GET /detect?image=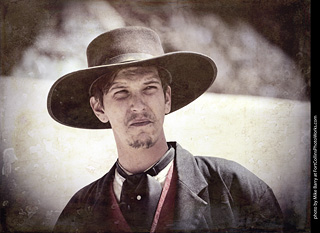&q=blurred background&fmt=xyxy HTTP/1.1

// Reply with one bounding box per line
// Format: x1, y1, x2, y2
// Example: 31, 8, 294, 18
0, 0, 311, 232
